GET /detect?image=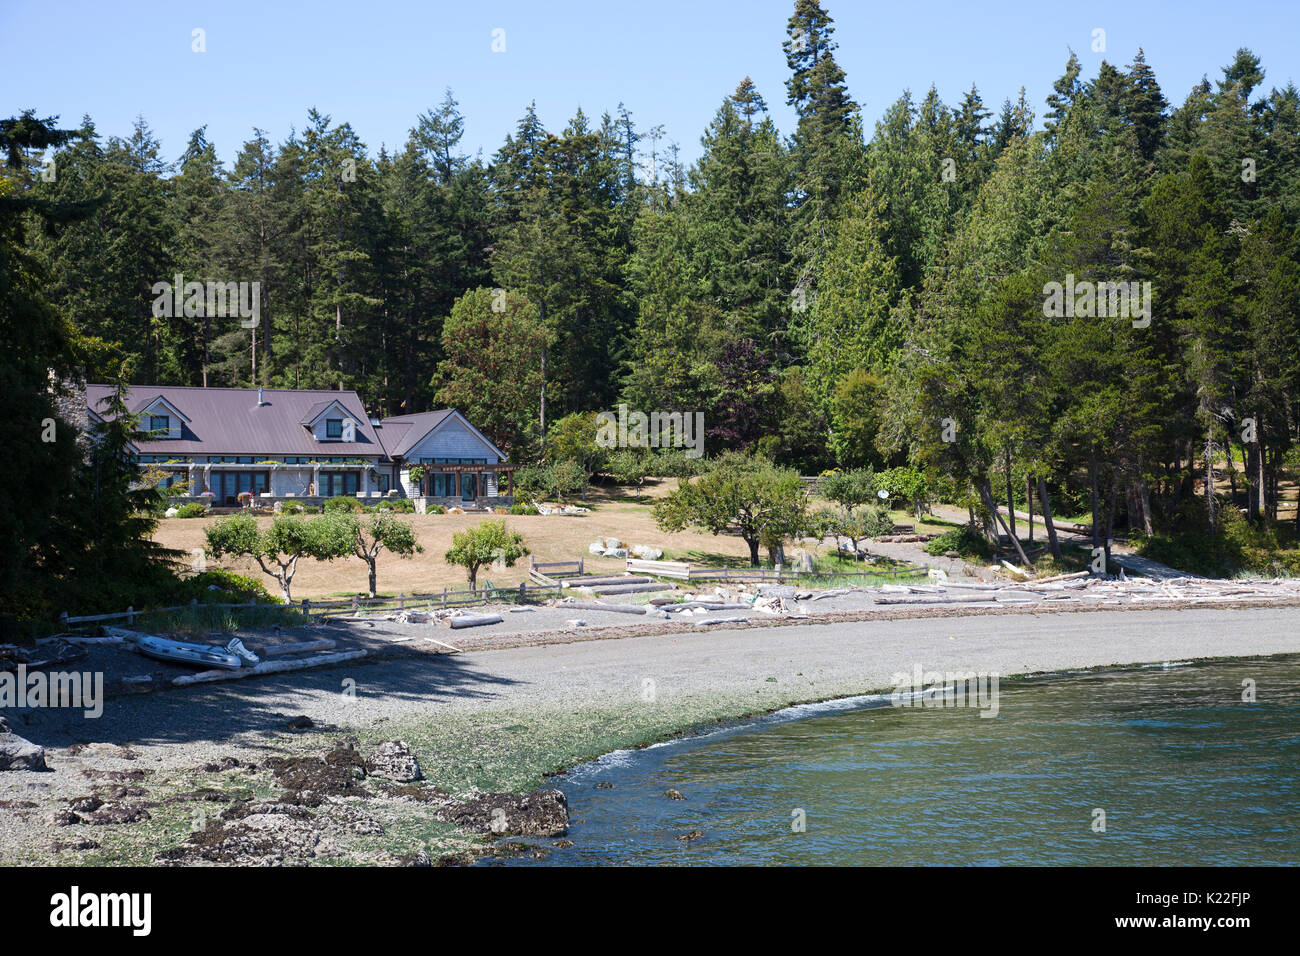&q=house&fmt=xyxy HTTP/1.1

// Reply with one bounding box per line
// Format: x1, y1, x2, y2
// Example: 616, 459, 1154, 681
84, 384, 515, 509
